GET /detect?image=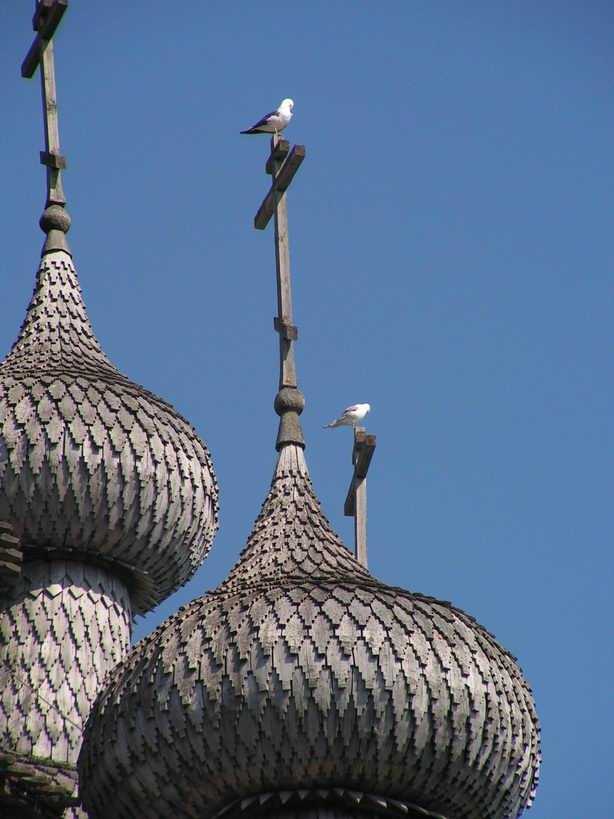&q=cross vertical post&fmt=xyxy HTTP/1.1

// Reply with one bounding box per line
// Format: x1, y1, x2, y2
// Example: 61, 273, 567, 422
38, 37, 66, 206
271, 135, 296, 389
22, 0, 69, 208
255, 135, 306, 386
344, 428, 377, 567
254, 133, 306, 450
